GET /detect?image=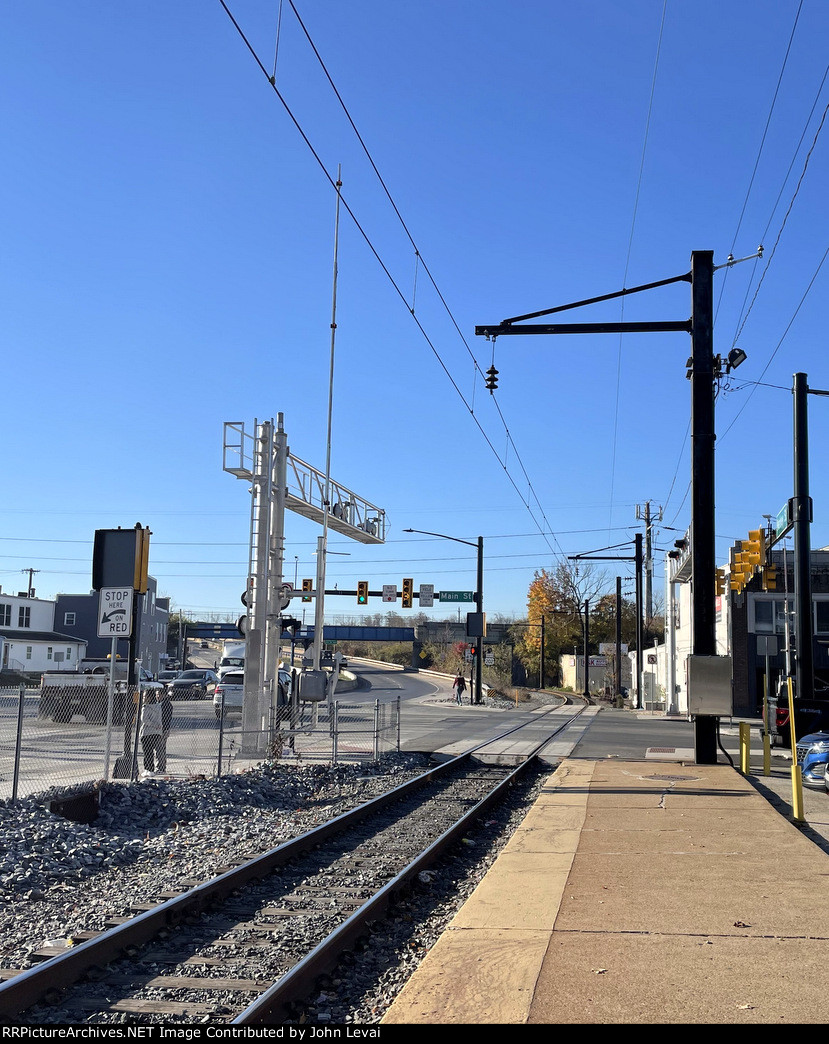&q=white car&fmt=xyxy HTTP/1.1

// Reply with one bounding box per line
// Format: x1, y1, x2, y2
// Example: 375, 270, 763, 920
214, 669, 293, 719
214, 670, 244, 719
